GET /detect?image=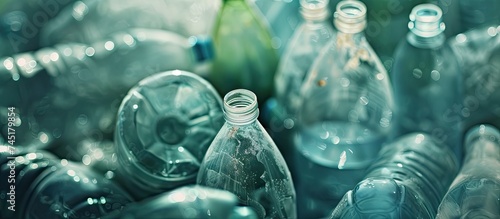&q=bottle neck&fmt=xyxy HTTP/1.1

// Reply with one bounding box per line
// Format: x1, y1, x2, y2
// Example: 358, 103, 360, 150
464, 124, 500, 161
333, 0, 367, 34
300, 0, 329, 23
407, 4, 446, 49
223, 89, 259, 126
